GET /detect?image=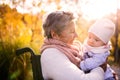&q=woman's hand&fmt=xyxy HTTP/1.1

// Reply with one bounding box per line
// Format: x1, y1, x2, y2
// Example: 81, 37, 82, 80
113, 71, 119, 80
